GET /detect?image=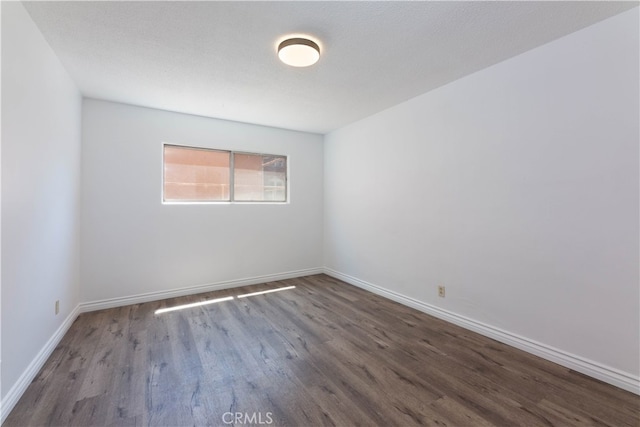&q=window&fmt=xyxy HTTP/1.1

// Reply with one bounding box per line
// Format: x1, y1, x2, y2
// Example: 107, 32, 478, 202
234, 153, 287, 202
163, 144, 287, 203
163, 145, 230, 201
